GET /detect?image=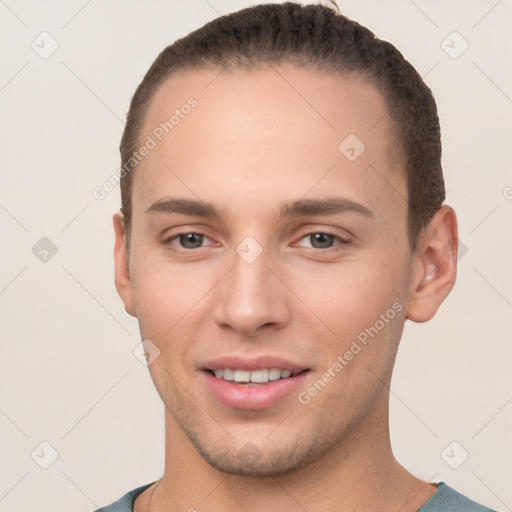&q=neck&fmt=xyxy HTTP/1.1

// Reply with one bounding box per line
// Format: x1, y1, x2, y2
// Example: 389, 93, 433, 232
147, 400, 436, 512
